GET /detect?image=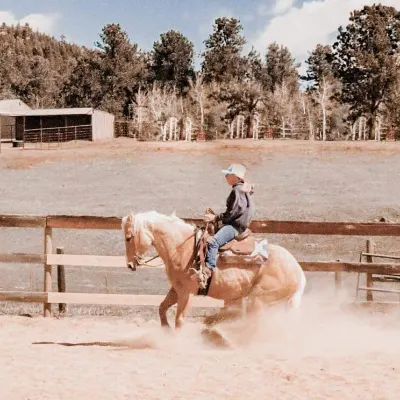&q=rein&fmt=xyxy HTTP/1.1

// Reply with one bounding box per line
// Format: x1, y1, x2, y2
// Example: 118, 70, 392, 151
133, 254, 164, 268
